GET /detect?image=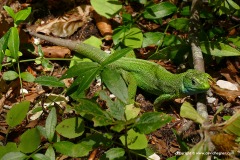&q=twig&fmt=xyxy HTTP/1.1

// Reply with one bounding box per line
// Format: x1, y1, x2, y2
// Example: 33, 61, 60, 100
188, 0, 209, 120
